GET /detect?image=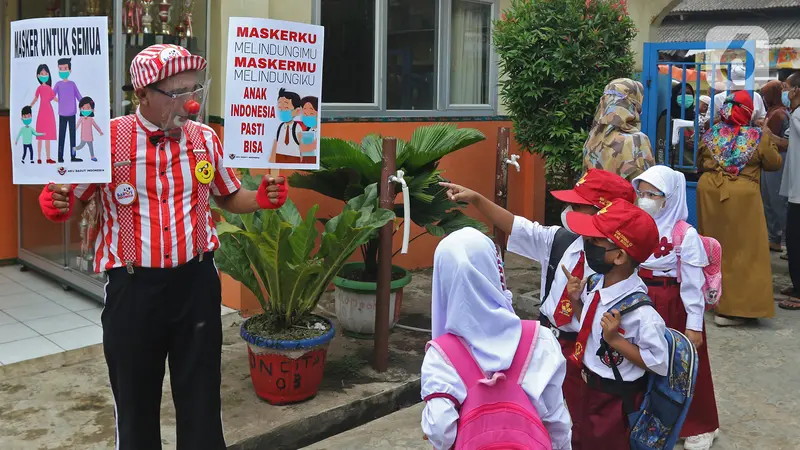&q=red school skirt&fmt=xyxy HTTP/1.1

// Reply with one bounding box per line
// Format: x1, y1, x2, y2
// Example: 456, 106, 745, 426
541, 317, 583, 450
642, 275, 720, 437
